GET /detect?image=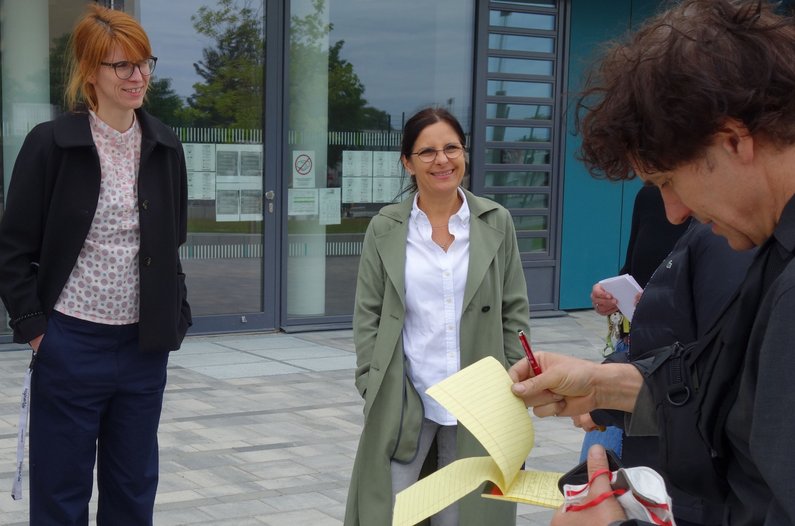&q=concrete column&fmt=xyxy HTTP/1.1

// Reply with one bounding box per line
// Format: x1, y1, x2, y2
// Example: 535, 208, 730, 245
1, 0, 52, 204
287, 0, 329, 317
